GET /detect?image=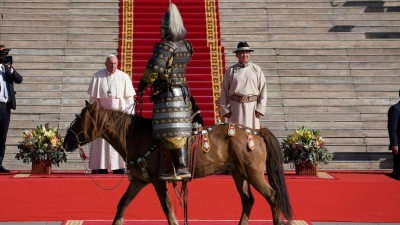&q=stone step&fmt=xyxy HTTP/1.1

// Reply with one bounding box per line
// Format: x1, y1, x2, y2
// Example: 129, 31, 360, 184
274, 48, 400, 55
1, 26, 119, 34
228, 54, 400, 62
223, 61, 400, 70
1, 20, 119, 27
222, 7, 399, 15
223, 26, 400, 33
274, 69, 400, 77
267, 13, 400, 20
223, 48, 400, 58
265, 105, 387, 114
220, 1, 399, 8
1, 33, 118, 41
3, 40, 119, 49
222, 40, 400, 50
